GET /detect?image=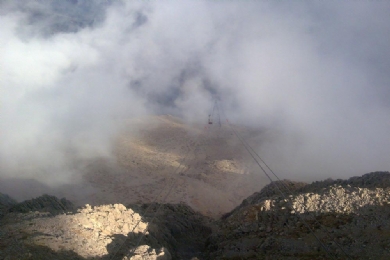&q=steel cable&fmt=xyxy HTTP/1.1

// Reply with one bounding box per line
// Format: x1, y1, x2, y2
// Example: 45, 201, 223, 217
219, 101, 337, 259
